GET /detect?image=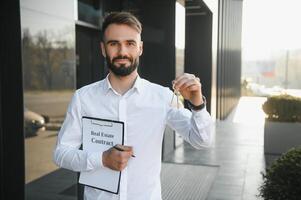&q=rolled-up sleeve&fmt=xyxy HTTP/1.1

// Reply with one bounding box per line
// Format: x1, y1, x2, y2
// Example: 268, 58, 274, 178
53, 91, 103, 172
188, 108, 213, 148
165, 89, 213, 149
